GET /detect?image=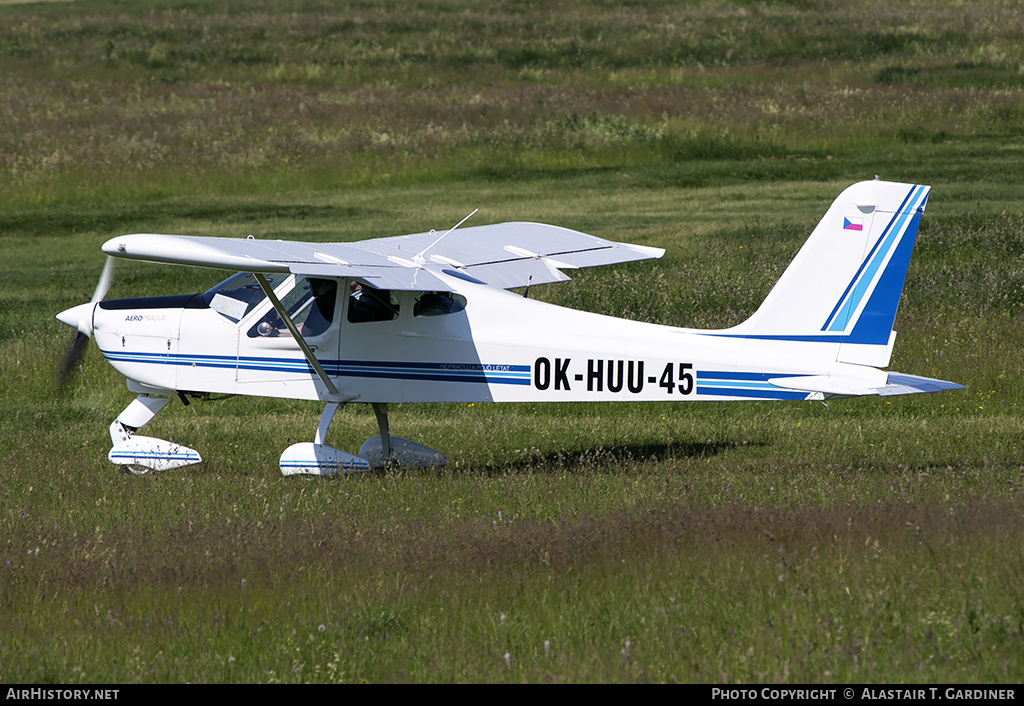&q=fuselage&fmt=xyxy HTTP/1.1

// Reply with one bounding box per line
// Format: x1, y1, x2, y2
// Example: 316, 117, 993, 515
85, 270, 870, 406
